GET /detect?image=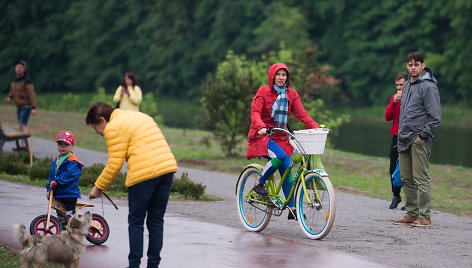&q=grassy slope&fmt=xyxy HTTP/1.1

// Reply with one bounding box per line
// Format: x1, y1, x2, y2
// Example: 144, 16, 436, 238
1, 104, 471, 217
